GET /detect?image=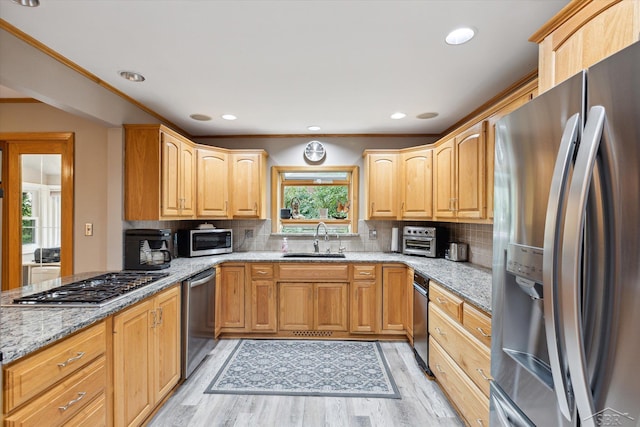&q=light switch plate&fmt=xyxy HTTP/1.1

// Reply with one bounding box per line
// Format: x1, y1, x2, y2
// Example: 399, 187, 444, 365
369, 229, 377, 240
85, 223, 93, 236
